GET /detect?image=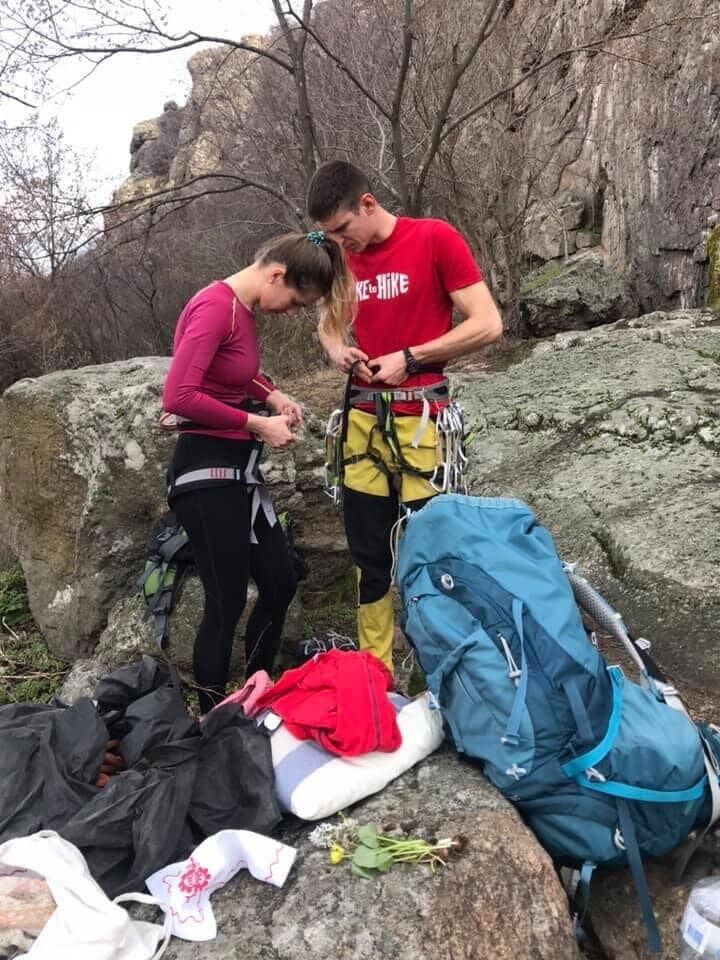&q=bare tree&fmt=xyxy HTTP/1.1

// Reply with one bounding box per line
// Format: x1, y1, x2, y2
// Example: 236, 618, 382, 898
4, 0, 712, 218
0, 119, 98, 278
